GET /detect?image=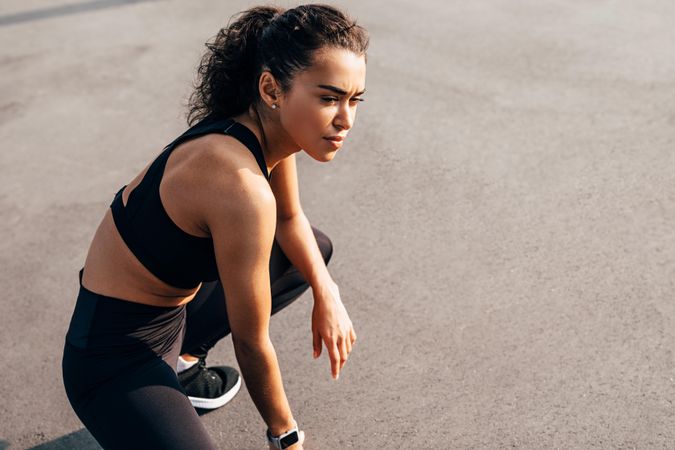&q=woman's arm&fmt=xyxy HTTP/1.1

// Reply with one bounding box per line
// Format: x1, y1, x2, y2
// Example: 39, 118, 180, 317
275, 213, 333, 289
270, 154, 356, 381
270, 154, 332, 289
202, 158, 297, 437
